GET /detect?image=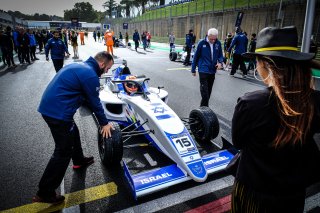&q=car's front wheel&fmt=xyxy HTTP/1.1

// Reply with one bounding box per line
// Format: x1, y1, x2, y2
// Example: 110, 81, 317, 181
98, 122, 123, 167
169, 52, 178, 61
189, 107, 220, 143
